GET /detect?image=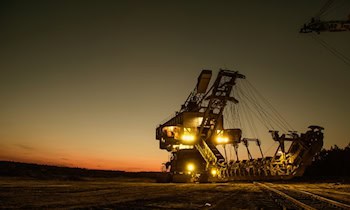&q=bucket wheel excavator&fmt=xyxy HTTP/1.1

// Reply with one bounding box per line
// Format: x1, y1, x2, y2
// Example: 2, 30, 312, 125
155, 69, 324, 182
300, 0, 350, 34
